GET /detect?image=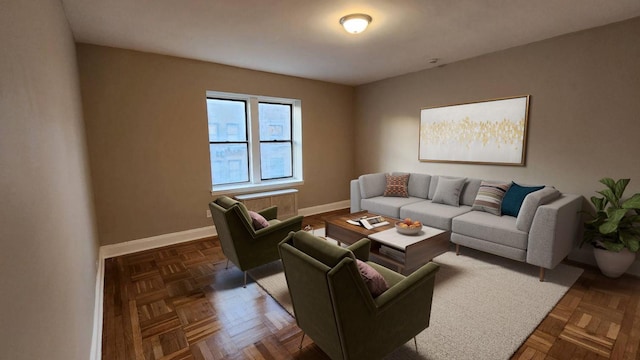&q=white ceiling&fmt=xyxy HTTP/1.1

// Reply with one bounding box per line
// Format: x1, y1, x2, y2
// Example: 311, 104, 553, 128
61, 0, 640, 86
